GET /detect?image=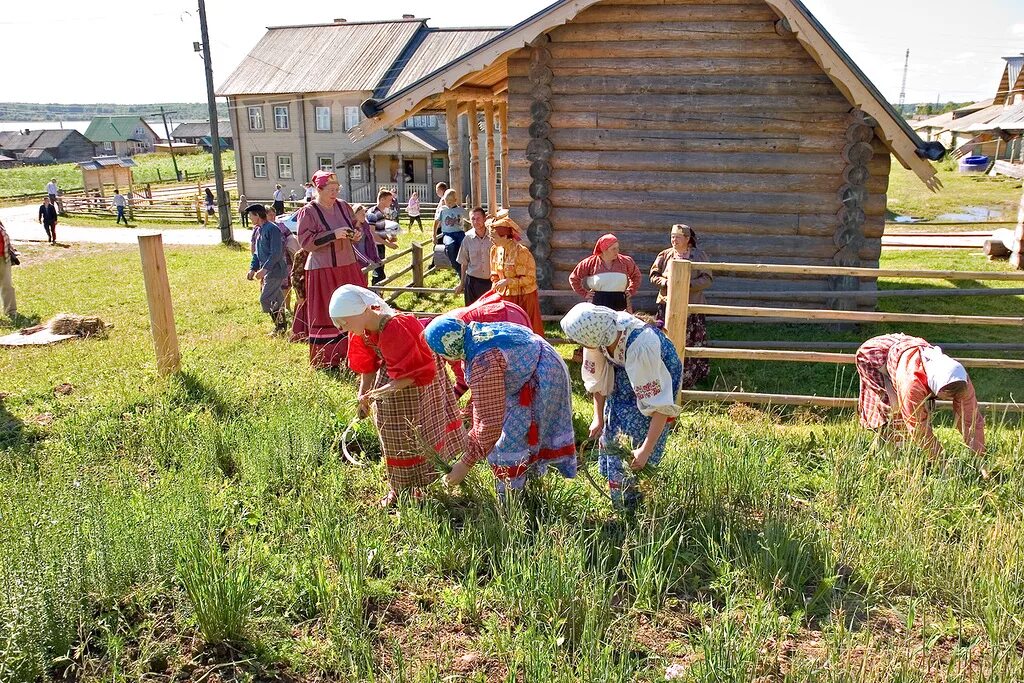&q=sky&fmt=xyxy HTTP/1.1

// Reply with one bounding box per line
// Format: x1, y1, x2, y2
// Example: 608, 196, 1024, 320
0, 0, 1020, 109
